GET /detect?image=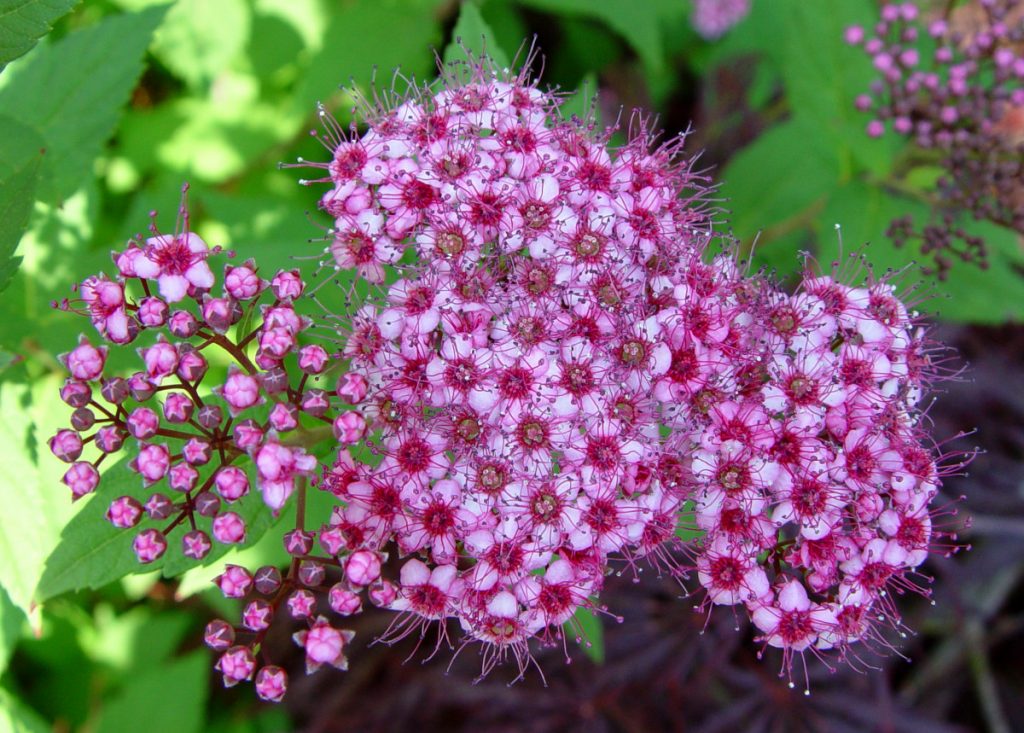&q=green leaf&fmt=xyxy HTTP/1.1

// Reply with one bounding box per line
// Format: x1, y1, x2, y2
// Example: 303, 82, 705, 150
444, 2, 510, 70
720, 116, 841, 272
0, 584, 26, 675
93, 651, 208, 733
566, 605, 604, 664
0, 115, 44, 294
0, 377, 76, 620
517, 0, 684, 77
295, 0, 443, 115
812, 181, 1024, 324
150, 0, 249, 89
36, 448, 279, 600
0, 4, 169, 201
0, 0, 78, 71
771, 0, 885, 176
0, 688, 50, 733
81, 604, 191, 678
